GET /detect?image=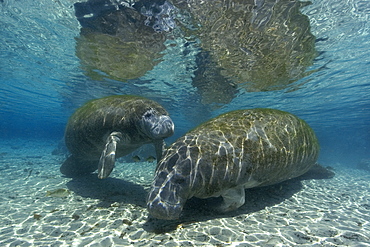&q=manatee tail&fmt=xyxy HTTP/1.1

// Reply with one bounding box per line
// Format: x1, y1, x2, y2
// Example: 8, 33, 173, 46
98, 132, 121, 179
60, 155, 97, 177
